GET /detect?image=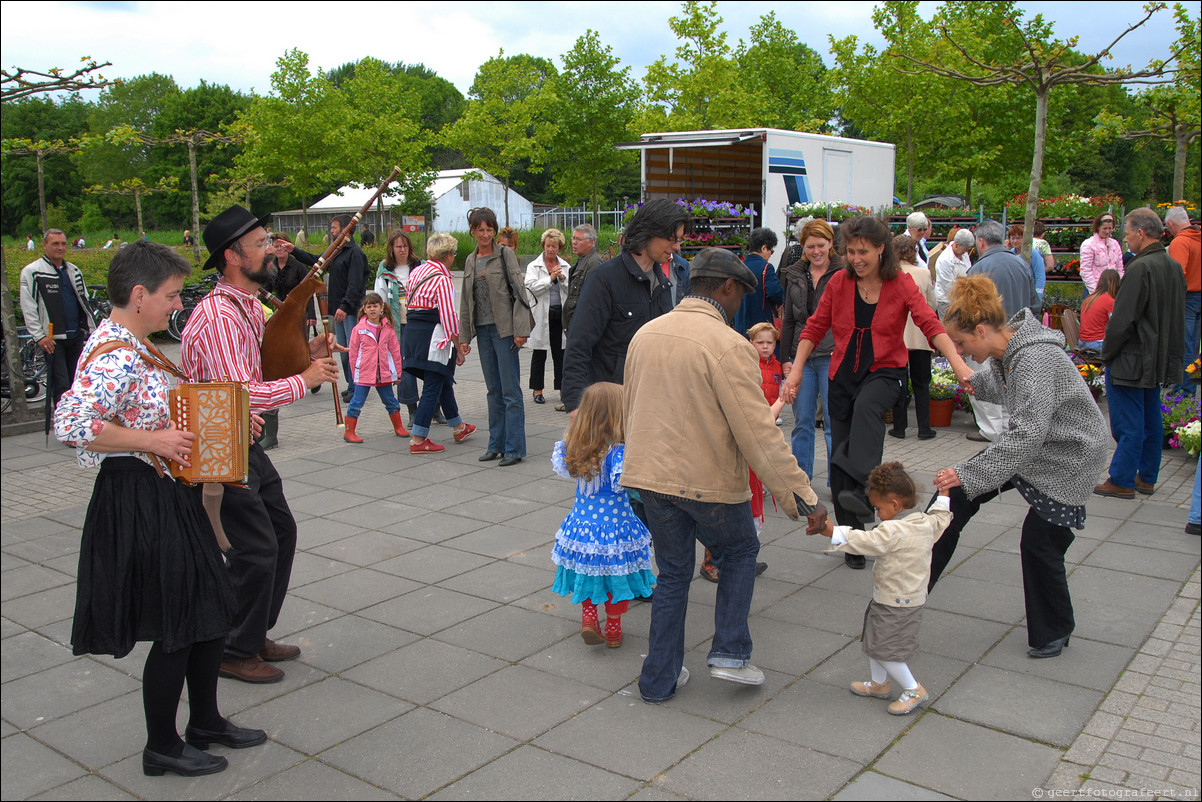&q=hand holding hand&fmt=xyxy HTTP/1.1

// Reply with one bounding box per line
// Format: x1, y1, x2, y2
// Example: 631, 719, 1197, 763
934, 468, 961, 493
805, 503, 829, 536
